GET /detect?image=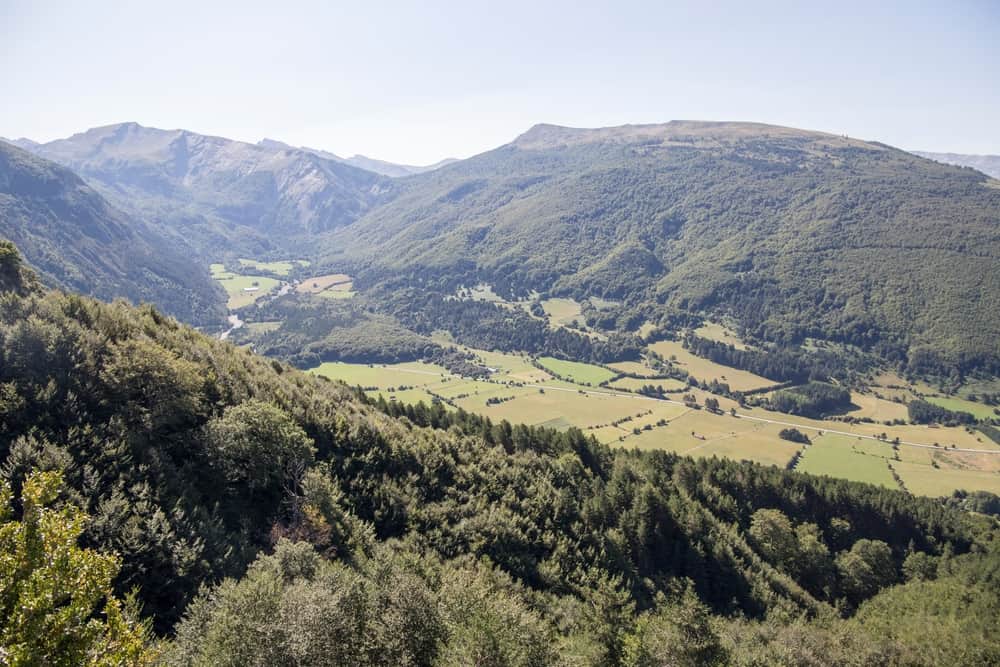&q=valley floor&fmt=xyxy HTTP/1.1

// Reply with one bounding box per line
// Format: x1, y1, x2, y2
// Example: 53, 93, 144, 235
309, 347, 1000, 498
